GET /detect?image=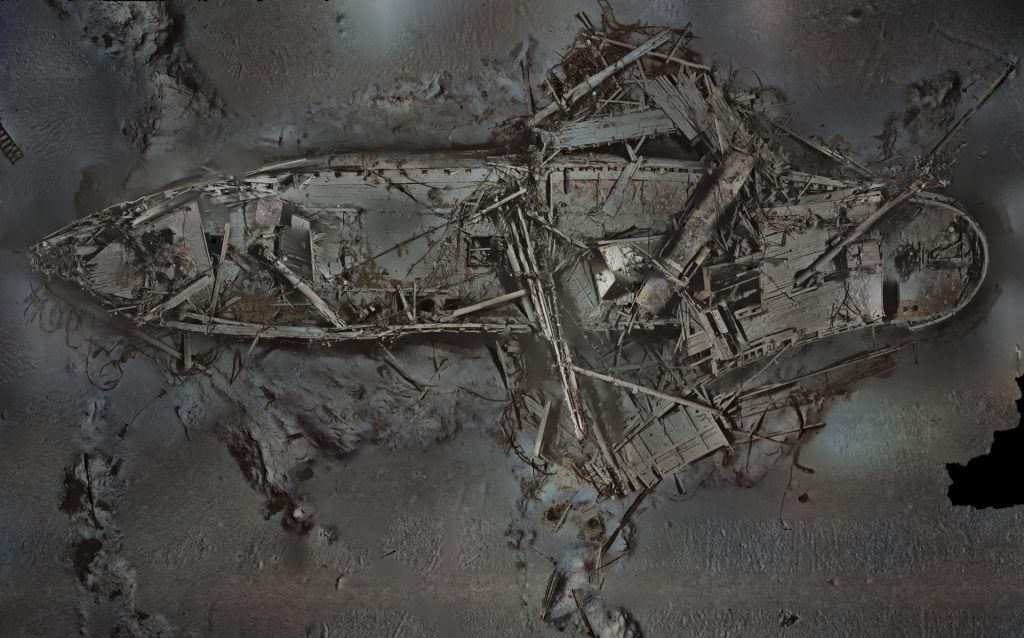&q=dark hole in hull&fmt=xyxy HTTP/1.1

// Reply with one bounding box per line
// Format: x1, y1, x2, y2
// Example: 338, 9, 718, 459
882, 278, 899, 319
